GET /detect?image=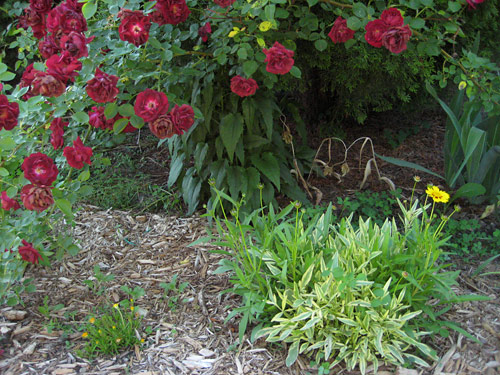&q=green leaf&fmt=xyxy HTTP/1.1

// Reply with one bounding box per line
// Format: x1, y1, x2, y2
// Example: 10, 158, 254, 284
289, 66, 301, 78
450, 183, 486, 203
82, 0, 97, 19
104, 102, 118, 120
285, 341, 300, 367
0, 167, 9, 177
67, 244, 80, 256
72, 111, 90, 124
118, 103, 135, 117
113, 118, 129, 134
78, 169, 90, 182
314, 39, 328, 52
0, 71, 16, 81
219, 113, 244, 162
168, 153, 185, 187
352, 3, 367, 18
251, 152, 280, 190
409, 18, 425, 29
242, 60, 259, 77
0, 136, 16, 150
375, 153, 444, 179
307, 0, 319, 6
55, 198, 73, 219
346, 16, 362, 31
